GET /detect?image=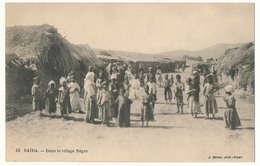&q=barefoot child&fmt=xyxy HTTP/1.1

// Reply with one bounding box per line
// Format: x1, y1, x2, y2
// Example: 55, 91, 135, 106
141, 85, 154, 127
174, 75, 185, 114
